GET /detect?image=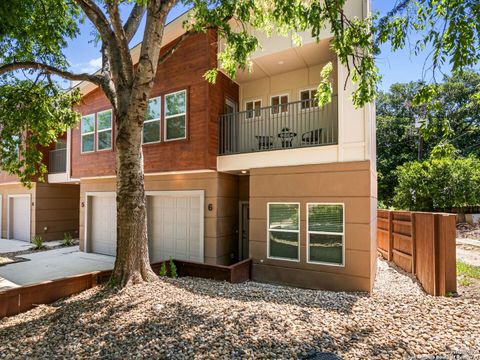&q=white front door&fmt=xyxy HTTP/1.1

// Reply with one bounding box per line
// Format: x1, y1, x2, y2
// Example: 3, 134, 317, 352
147, 191, 204, 263
9, 196, 31, 242
89, 195, 117, 256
